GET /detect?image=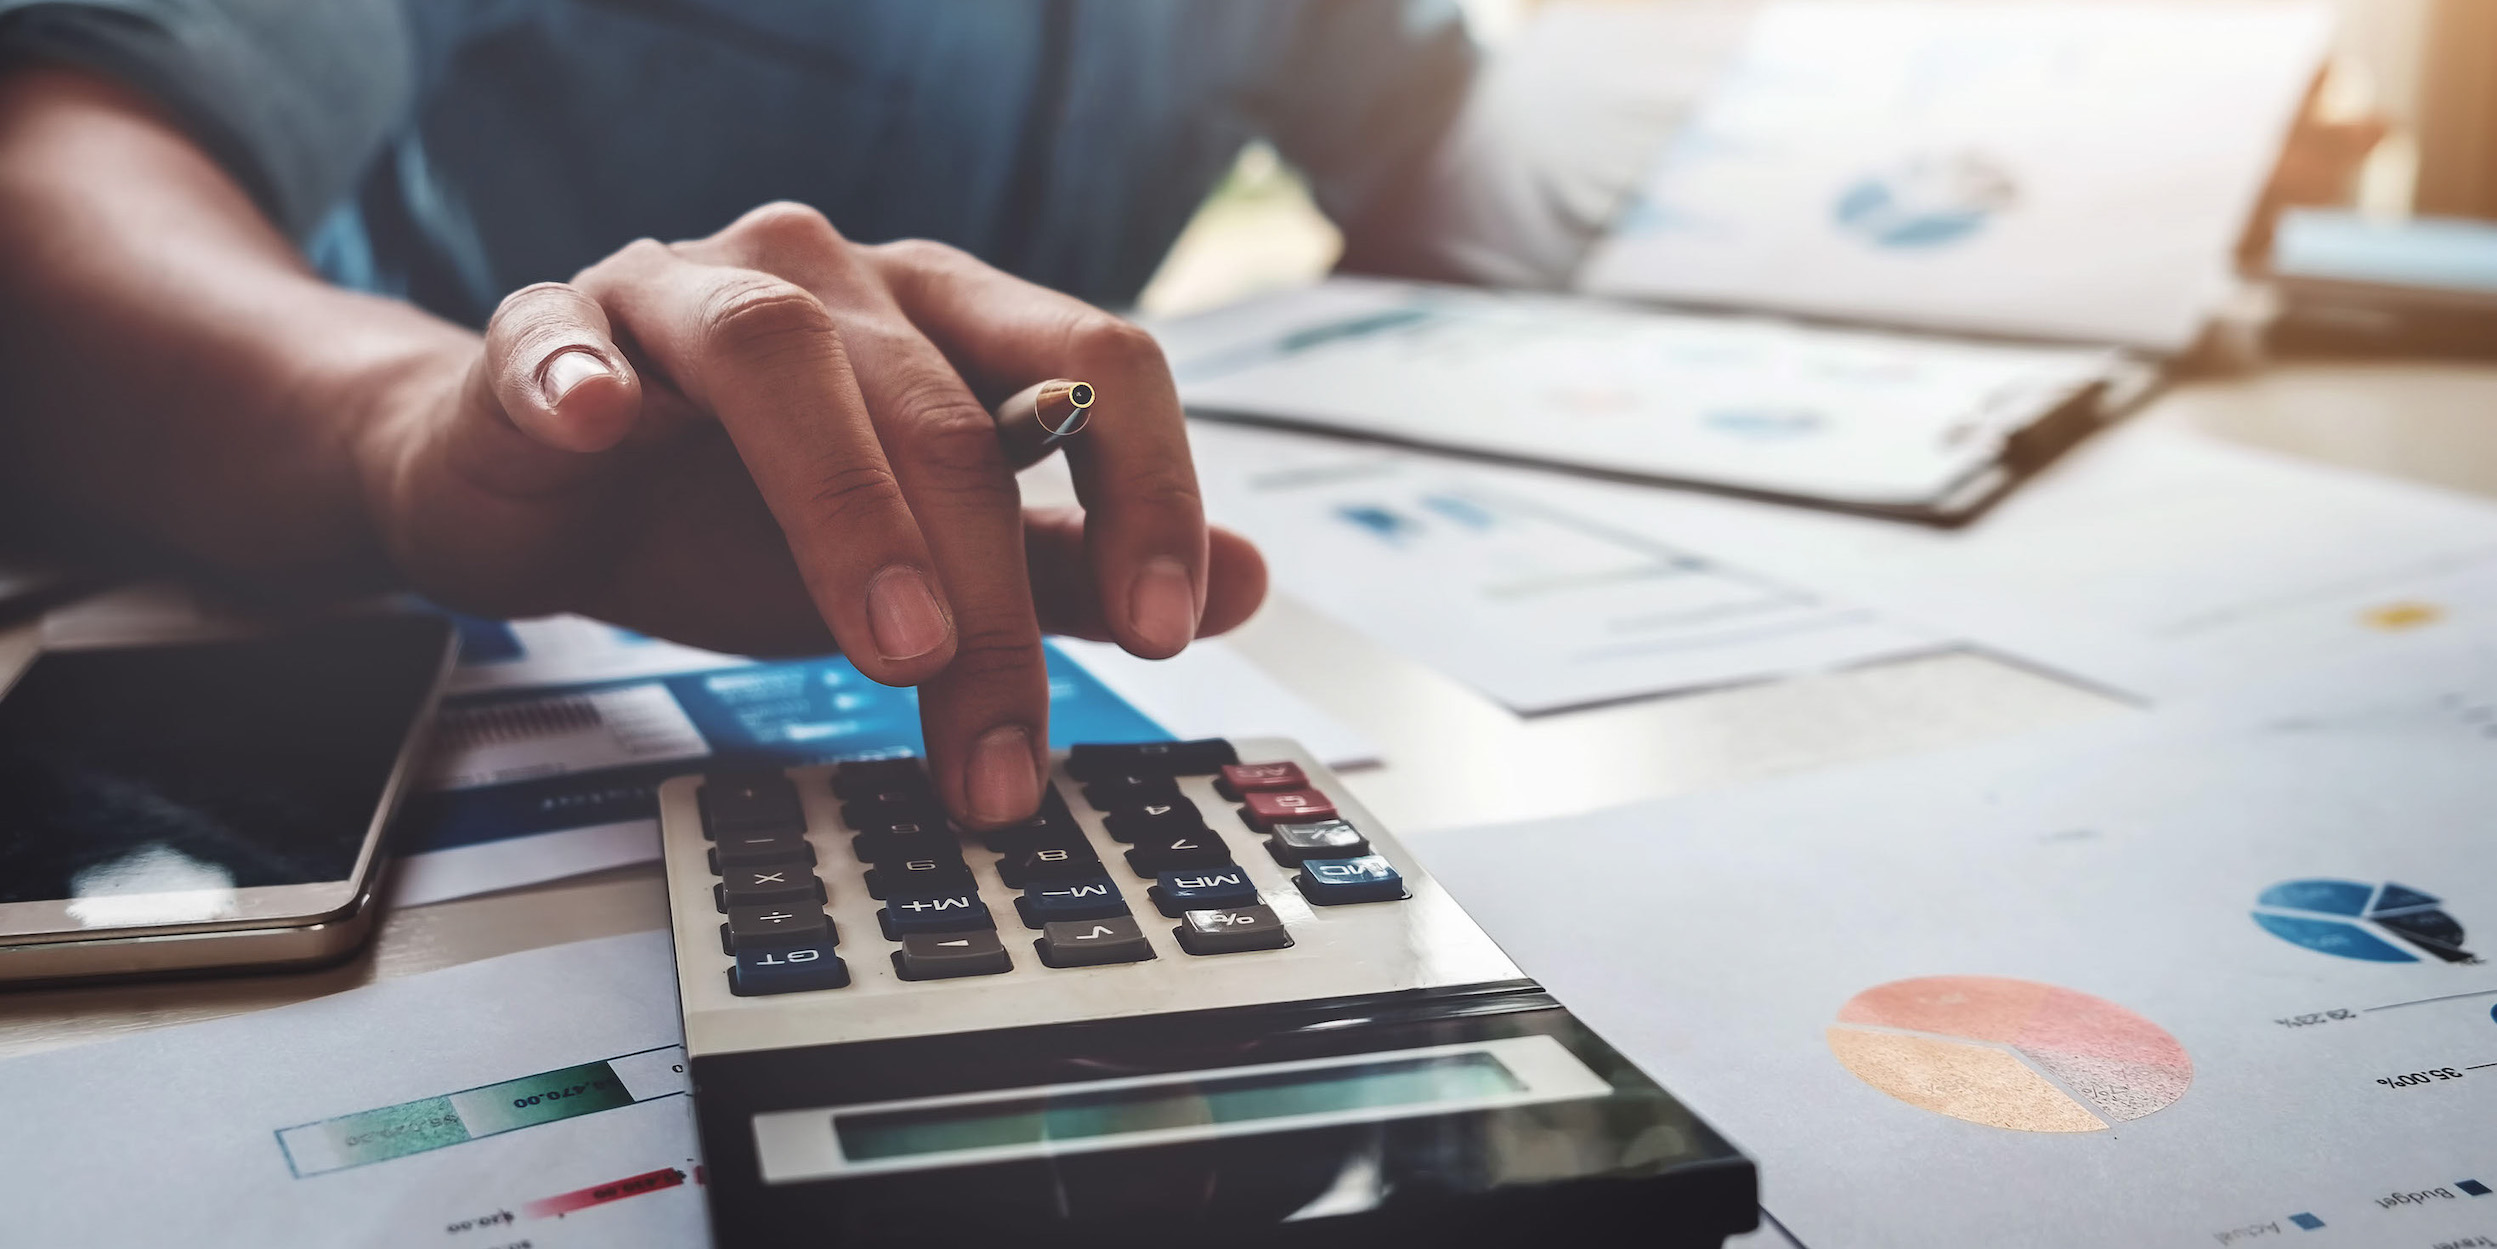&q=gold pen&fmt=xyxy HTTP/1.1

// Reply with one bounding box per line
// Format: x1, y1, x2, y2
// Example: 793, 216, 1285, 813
991, 378, 1093, 469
